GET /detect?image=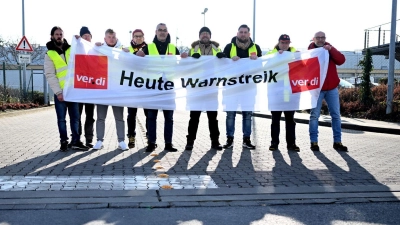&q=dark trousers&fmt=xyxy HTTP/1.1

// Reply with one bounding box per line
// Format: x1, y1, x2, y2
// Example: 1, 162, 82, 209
78, 103, 95, 143
146, 109, 173, 144
127, 108, 148, 137
187, 111, 219, 141
271, 111, 296, 145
